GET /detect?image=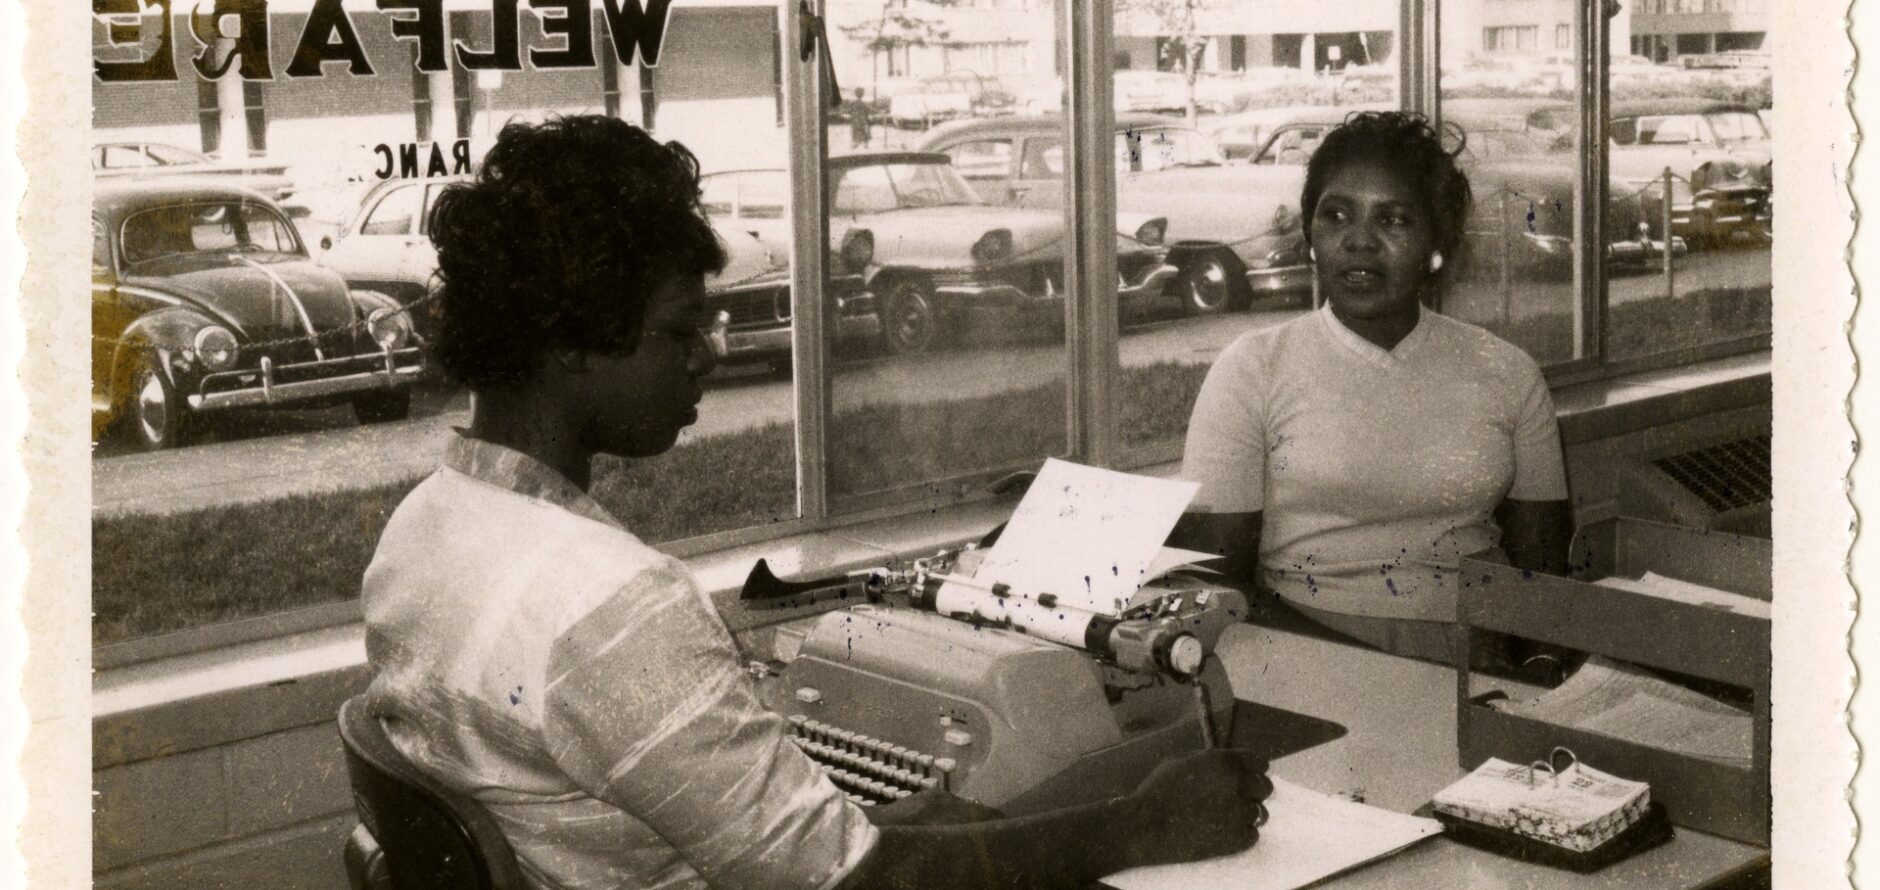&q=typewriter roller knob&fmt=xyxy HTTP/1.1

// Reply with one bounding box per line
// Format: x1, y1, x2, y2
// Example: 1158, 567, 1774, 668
1163, 634, 1205, 677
